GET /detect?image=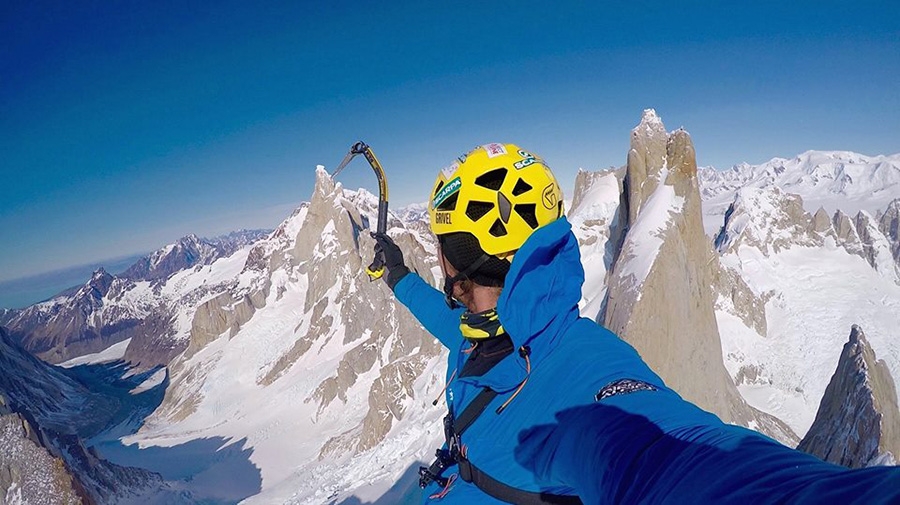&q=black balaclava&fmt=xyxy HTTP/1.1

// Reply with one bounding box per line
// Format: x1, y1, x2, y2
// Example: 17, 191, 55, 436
439, 232, 510, 308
